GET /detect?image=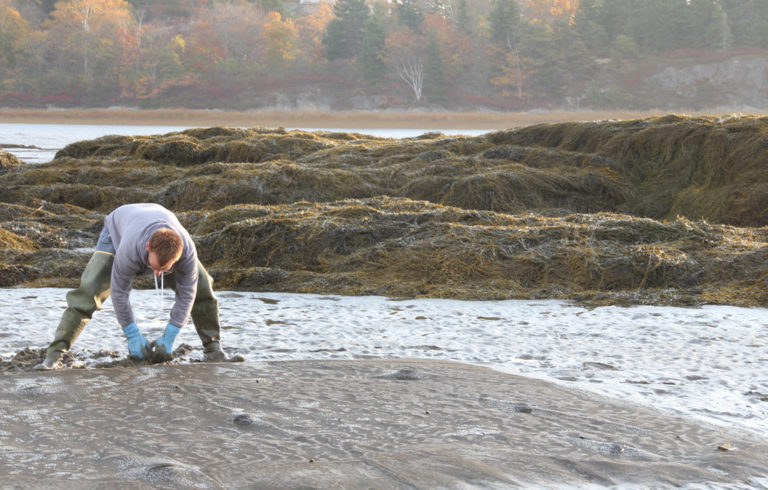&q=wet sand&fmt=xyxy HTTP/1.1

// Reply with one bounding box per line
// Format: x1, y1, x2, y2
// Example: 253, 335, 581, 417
2, 359, 766, 488
0, 108, 666, 129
